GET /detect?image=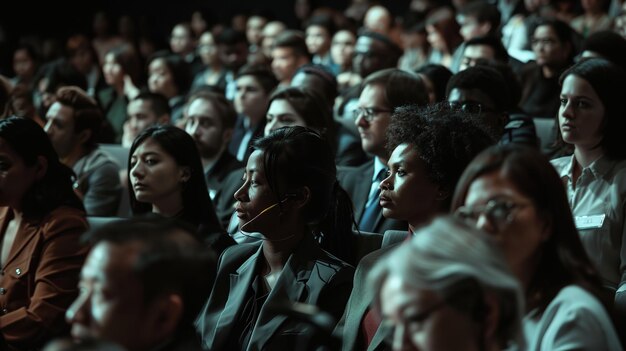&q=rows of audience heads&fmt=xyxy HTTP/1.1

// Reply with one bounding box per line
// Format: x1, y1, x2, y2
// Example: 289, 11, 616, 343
0, 1, 625, 350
